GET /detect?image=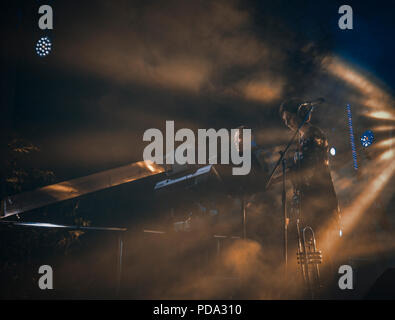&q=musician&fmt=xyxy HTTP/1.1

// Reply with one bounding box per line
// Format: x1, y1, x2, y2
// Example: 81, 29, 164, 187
279, 98, 341, 241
